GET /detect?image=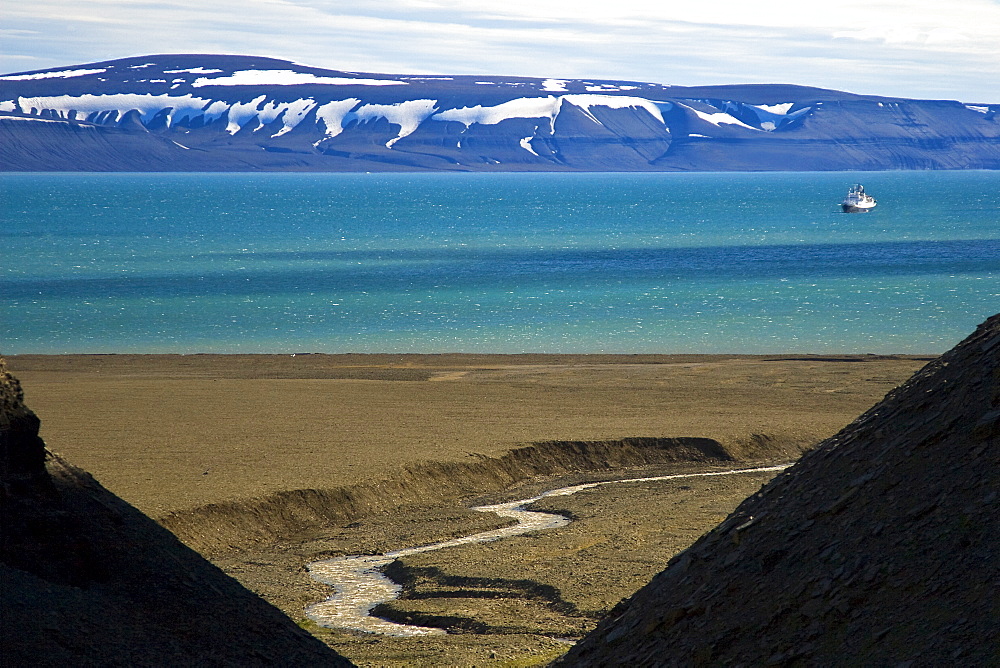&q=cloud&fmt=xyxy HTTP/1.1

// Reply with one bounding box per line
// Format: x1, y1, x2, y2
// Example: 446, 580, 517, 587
1, 0, 998, 101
